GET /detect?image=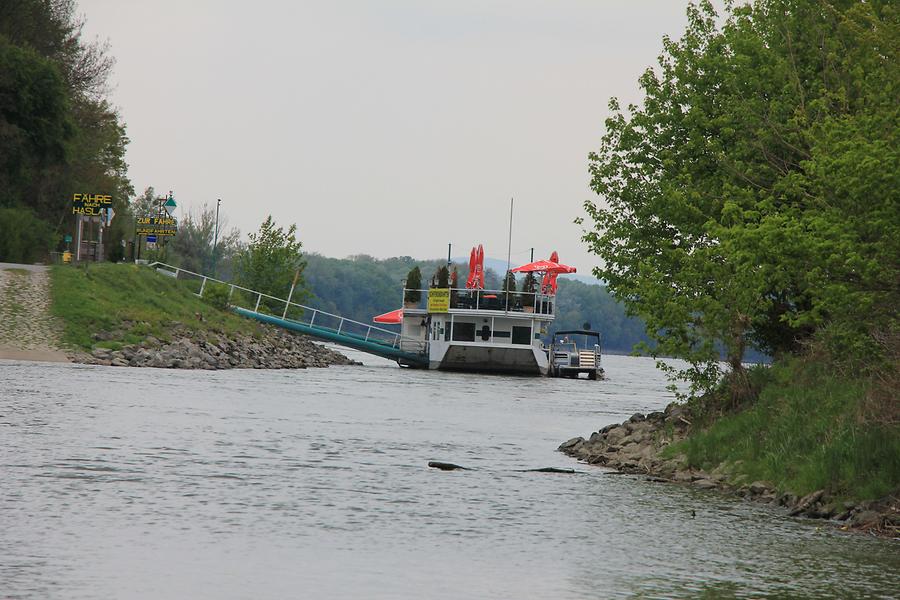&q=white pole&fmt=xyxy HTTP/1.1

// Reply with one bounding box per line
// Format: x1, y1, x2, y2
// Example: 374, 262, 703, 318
75, 214, 83, 261
505, 197, 513, 313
